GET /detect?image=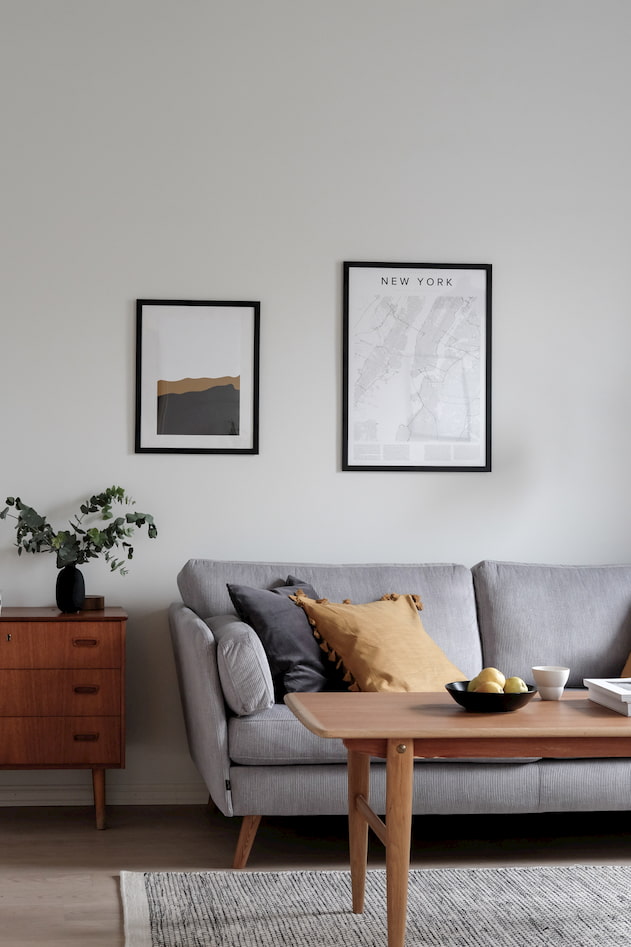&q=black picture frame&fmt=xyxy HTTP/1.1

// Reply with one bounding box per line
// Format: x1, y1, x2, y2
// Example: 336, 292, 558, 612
343, 262, 491, 472
135, 299, 260, 454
